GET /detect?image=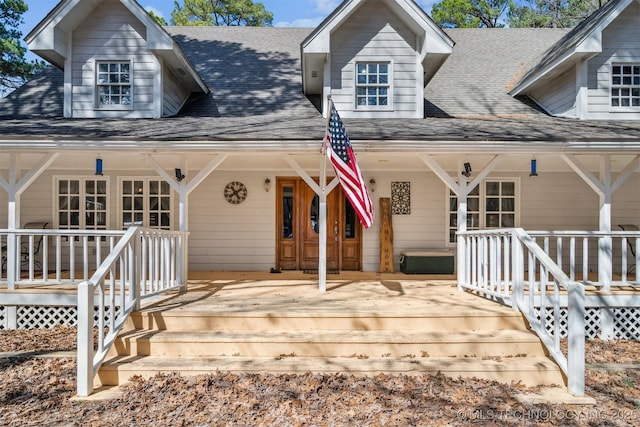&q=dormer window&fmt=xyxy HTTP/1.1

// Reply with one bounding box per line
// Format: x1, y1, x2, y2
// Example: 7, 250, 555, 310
96, 61, 132, 109
356, 62, 392, 110
611, 64, 640, 108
